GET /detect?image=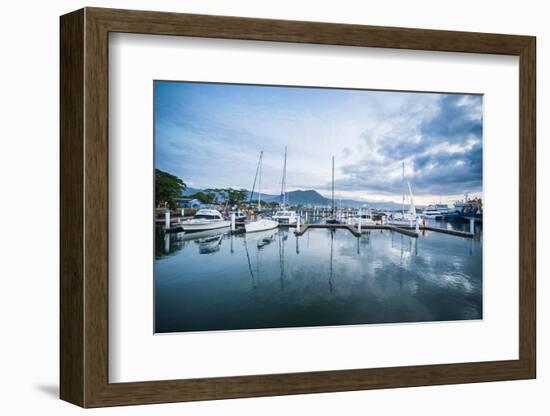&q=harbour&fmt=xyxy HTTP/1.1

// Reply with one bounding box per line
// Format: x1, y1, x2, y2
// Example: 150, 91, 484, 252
153, 81, 484, 334
155, 220, 482, 333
